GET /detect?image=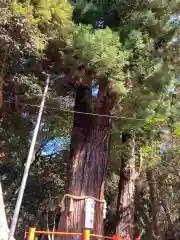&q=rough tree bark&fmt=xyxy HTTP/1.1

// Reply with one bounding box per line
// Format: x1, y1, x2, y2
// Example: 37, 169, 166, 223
146, 169, 159, 240
116, 133, 136, 240
57, 83, 111, 239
